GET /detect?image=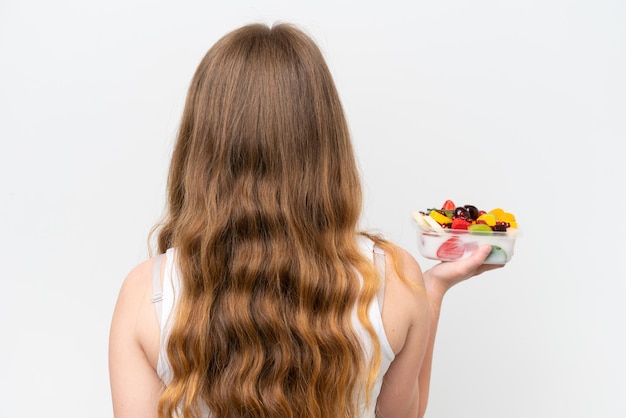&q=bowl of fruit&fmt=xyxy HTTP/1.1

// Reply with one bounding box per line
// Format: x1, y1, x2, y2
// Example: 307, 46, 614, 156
413, 200, 519, 264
